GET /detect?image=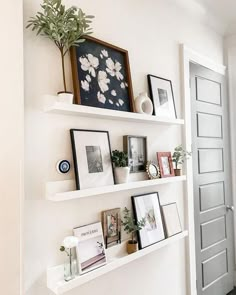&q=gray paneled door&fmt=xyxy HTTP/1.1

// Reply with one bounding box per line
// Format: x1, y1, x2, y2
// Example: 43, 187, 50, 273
190, 63, 234, 295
